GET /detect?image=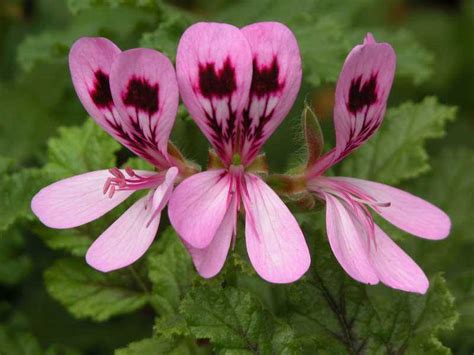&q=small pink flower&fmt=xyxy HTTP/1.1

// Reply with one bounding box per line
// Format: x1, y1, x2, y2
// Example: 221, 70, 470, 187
305, 34, 451, 293
168, 22, 310, 283
32, 38, 182, 272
